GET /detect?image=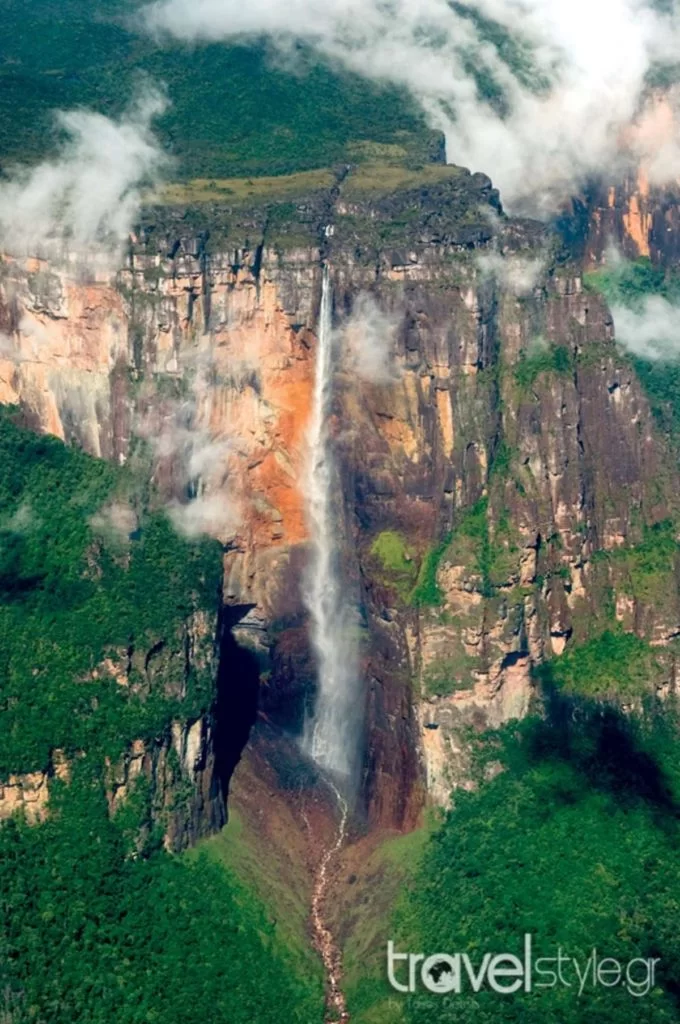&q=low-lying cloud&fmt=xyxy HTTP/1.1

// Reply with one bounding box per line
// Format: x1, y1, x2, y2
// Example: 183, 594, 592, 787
168, 491, 236, 539
138, 348, 238, 540
141, 0, 680, 213
90, 502, 139, 545
611, 295, 680, 361
477, 252, 545, 295
340, 294, 401, 384
0, 85, 167, 258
